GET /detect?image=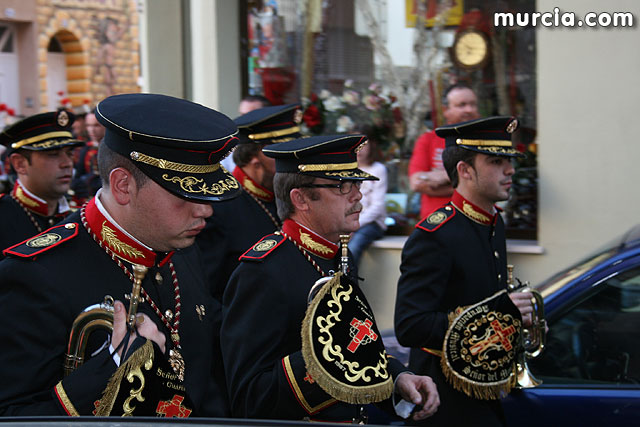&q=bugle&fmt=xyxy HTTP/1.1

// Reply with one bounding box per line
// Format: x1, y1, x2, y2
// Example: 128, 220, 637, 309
507, 264, 547, 388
